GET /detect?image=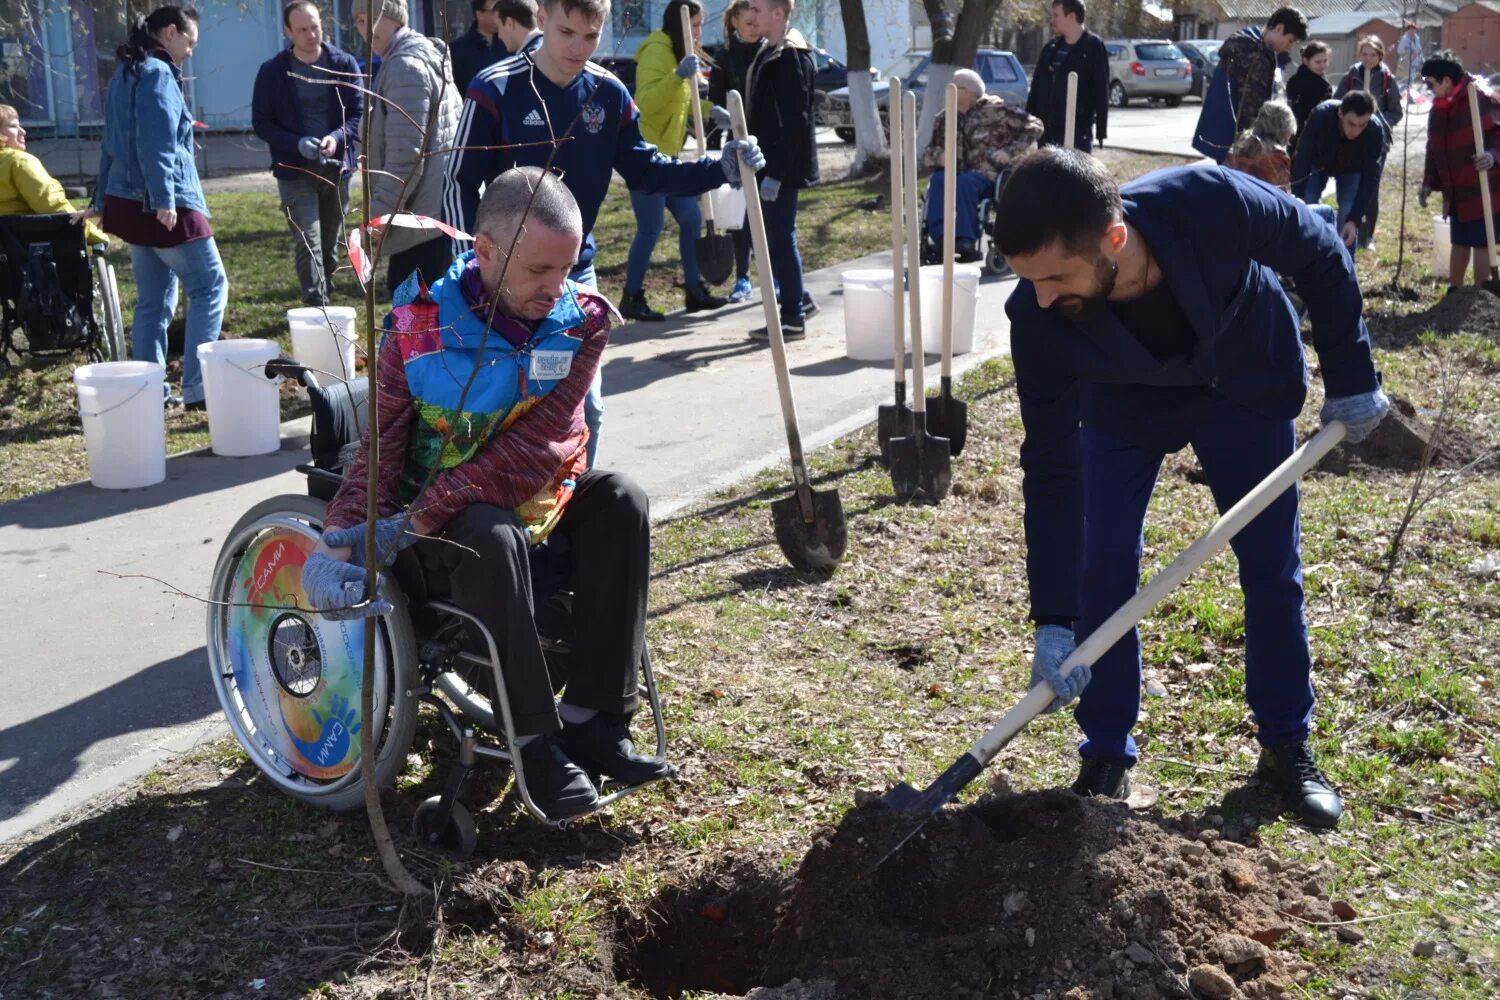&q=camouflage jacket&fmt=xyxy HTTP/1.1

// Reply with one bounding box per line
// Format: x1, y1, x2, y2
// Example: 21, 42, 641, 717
921, 94, 1043, 183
